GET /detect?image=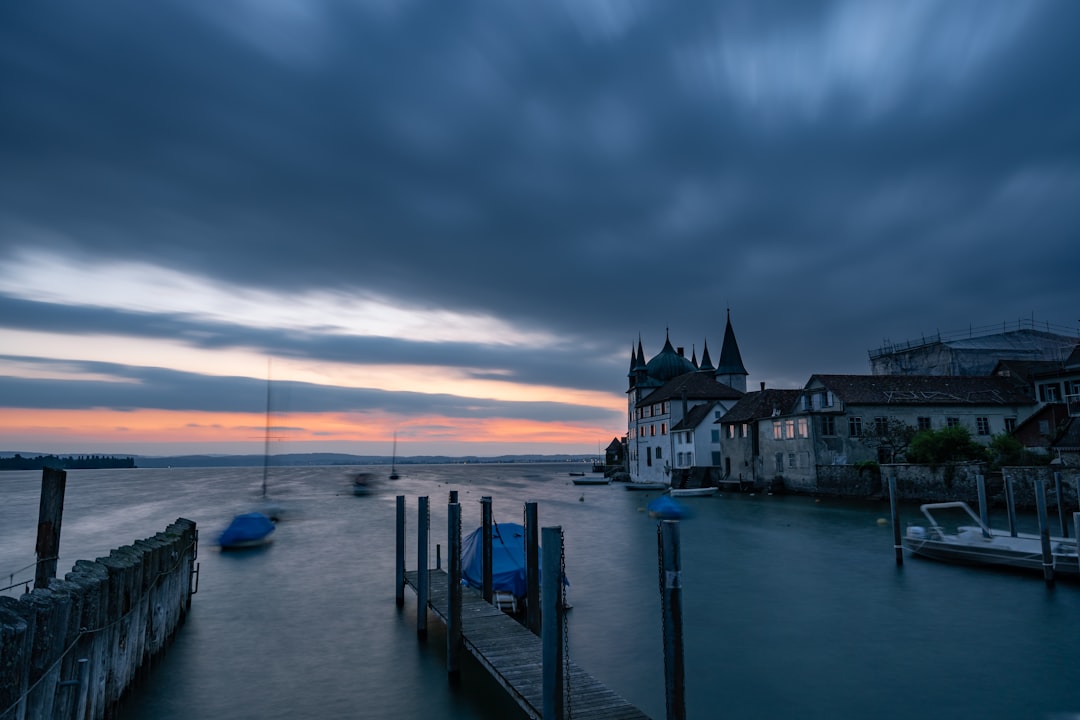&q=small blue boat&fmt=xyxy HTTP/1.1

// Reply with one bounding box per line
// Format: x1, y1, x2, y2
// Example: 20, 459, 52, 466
218, 512, 275, 550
